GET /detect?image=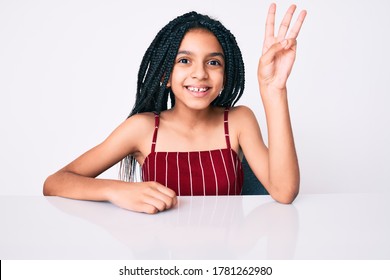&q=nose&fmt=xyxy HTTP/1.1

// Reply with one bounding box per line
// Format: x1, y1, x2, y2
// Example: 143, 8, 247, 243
191, 63, 208, 80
